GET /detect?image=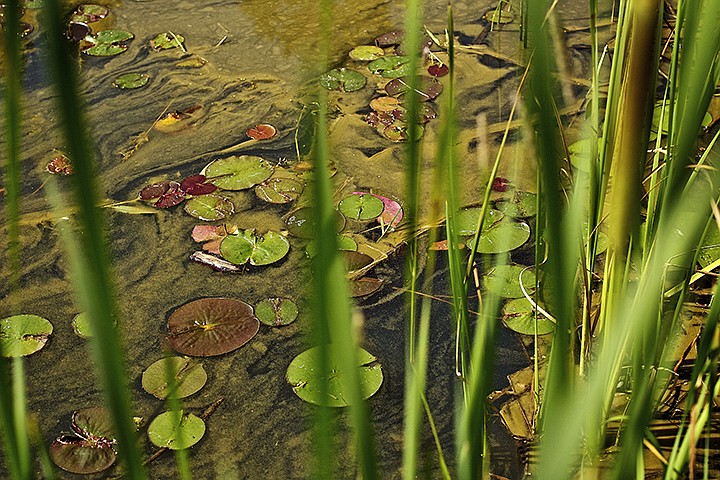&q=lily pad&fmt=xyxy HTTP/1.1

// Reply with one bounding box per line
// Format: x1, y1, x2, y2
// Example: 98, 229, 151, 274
139, 180, 185, 208
455, 207, 504, 236
483, 265, 536, 299
319, 68, 367, 92
384, 76, 443, 101
483, 7, 515, 24
477, 218, 531, 254
71, 312, 92, 338
699, 223, 720, 269
651, 100, 713, 137
255, 298, 299, 326
147, 410, 205, 450
0, 314, 53, 357
219, 230, 290, 266
502, 298, 555, 335
113, 72, 148, 89
369, 96, 401, 112
141, 357, 207, 399
46, 154, 73, 175
246, 123, 277, 140
349, 45, 385, 61
343, 251, 374, 272
349, 277, 384, 297
286, 346, 383, 407
306, 235, 357, 257
368, 55, 411, 78
50, 407, 116, 474
428, 63, 449, 77
184, 194, 235, 221
372, 194, 403, 228
80, 30, 134, 56
150, 32, 185, 50
180, 174, 217, 196
374, 30, 403, 47
255, 170, 304, 204
285, 207, 346, 239
568, 138, 602, 172
204, 155, 273, 191
338, 193, 384, 221
495, 191, 537, 218
192, 223, 238, 254
166, 298, 260, 357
